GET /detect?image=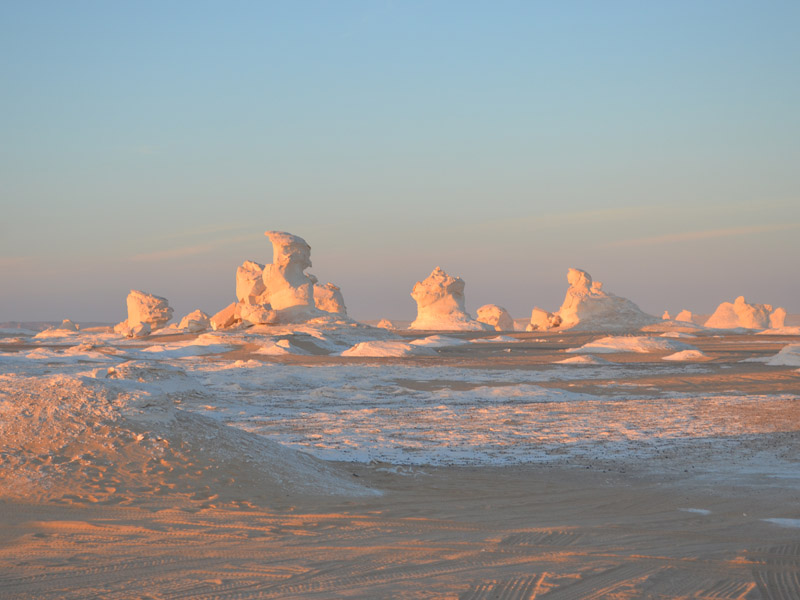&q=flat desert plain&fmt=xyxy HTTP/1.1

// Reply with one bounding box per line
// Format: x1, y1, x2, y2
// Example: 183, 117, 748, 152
1, 325, 799, 599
